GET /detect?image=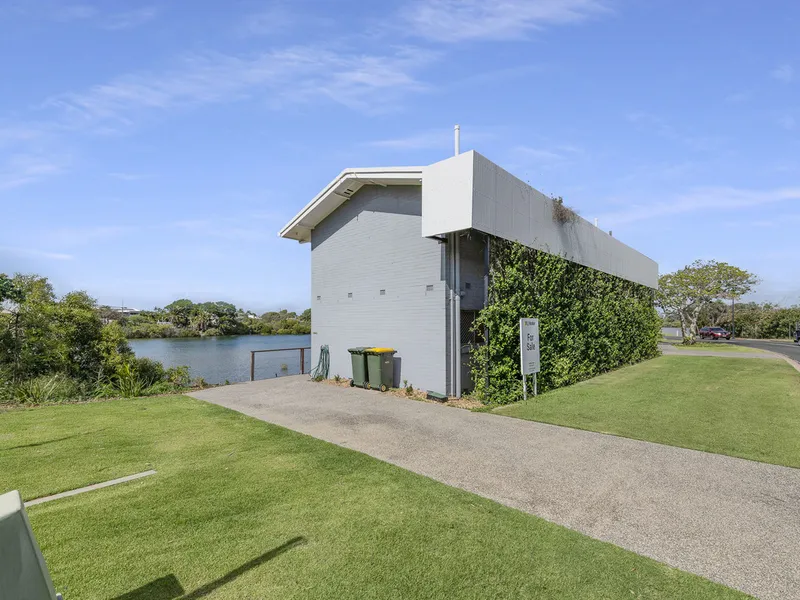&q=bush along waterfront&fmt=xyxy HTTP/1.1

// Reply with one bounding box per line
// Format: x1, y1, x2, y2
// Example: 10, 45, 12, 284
471, 239, 660, 405
115, 301, 311, 339
0, 273, 201, 406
